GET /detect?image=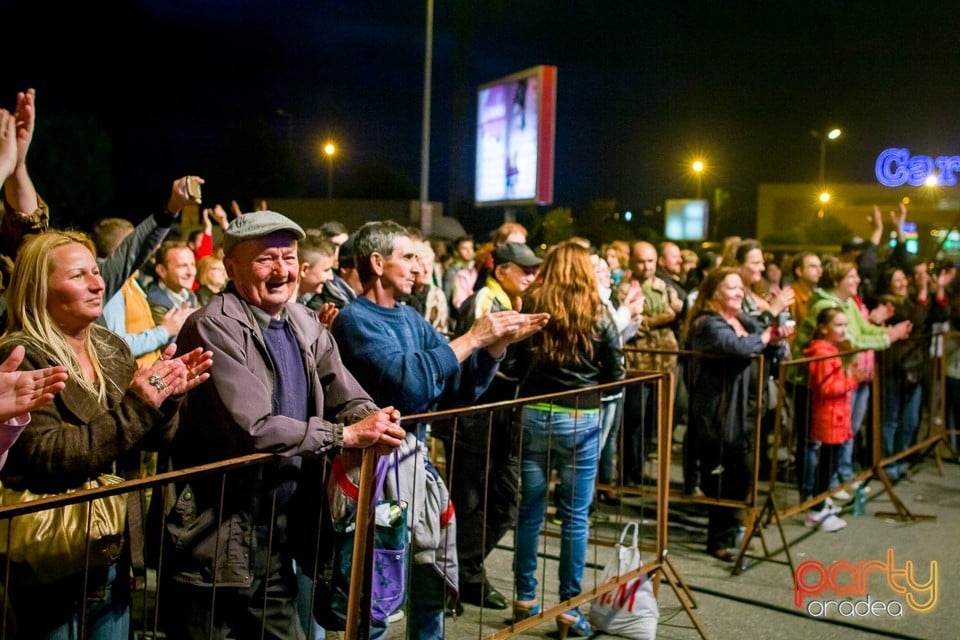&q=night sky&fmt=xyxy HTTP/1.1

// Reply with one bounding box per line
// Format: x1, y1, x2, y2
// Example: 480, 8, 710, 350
4, 1, 959, 231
